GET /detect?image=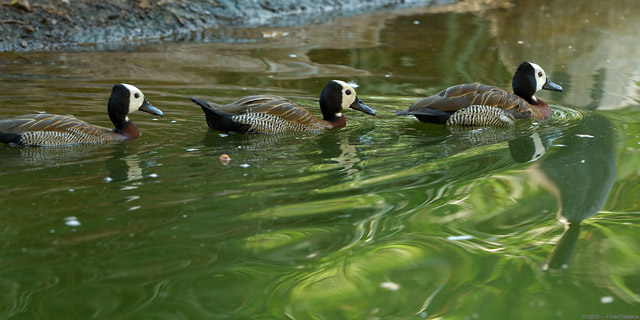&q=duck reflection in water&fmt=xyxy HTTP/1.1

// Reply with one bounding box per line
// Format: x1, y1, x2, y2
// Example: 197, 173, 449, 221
9, 143, 104, 165
202, 128, 367, 178
104, 144, 147, 183
509, 114, 616, 271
